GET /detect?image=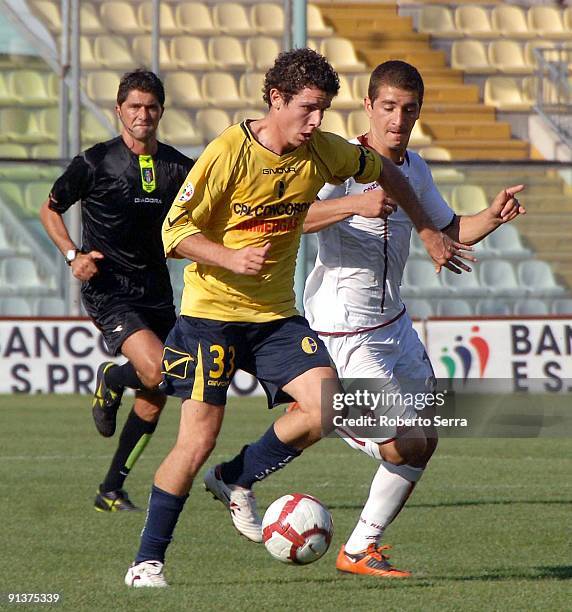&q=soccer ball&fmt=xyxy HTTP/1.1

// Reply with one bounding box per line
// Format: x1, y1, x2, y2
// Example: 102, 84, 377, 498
262, 493, 334, 564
